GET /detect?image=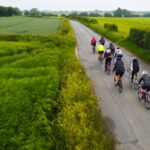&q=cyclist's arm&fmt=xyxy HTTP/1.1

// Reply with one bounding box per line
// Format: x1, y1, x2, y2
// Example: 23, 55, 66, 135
138, 76, 143, 84
113, 63, 116, 71
130, 61, 133, 71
